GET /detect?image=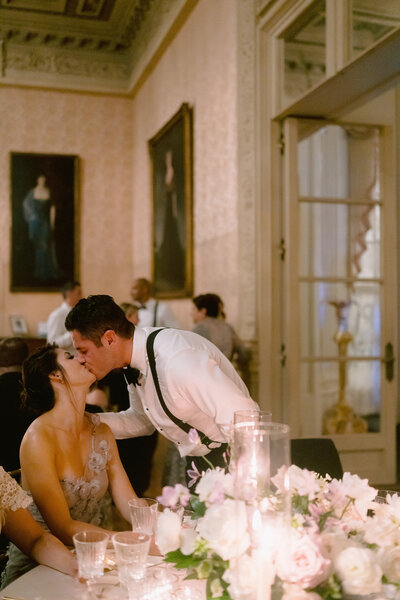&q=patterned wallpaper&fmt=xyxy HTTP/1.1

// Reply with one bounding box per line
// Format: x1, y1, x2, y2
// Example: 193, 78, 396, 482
0, 0, 257, 344
0, 87, 133, 337
131, 0, 242, 332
